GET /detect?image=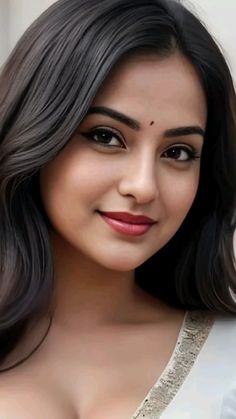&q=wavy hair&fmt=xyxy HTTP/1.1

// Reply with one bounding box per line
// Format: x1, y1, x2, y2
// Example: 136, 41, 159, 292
0, 0, 236, 369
